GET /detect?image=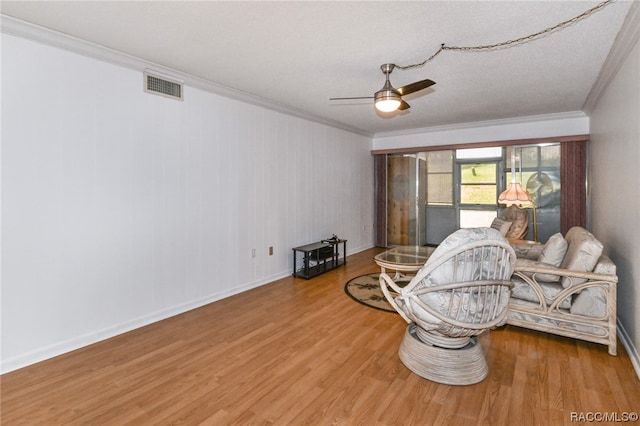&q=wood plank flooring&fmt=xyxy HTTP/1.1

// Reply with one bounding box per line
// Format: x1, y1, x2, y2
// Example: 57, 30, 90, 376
2, 248, 639, 425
